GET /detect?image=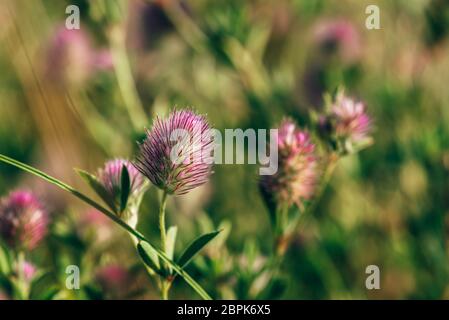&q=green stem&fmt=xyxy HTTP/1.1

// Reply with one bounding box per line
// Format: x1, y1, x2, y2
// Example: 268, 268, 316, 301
297, 153, 339, 234
16, 251, 28, 300
159, 191, 168, 254
274, 204, 289, 257
108, 25, 147, 131
160, 281, 169, 300
264, 154, 340, 297
159, 191, 169, 300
